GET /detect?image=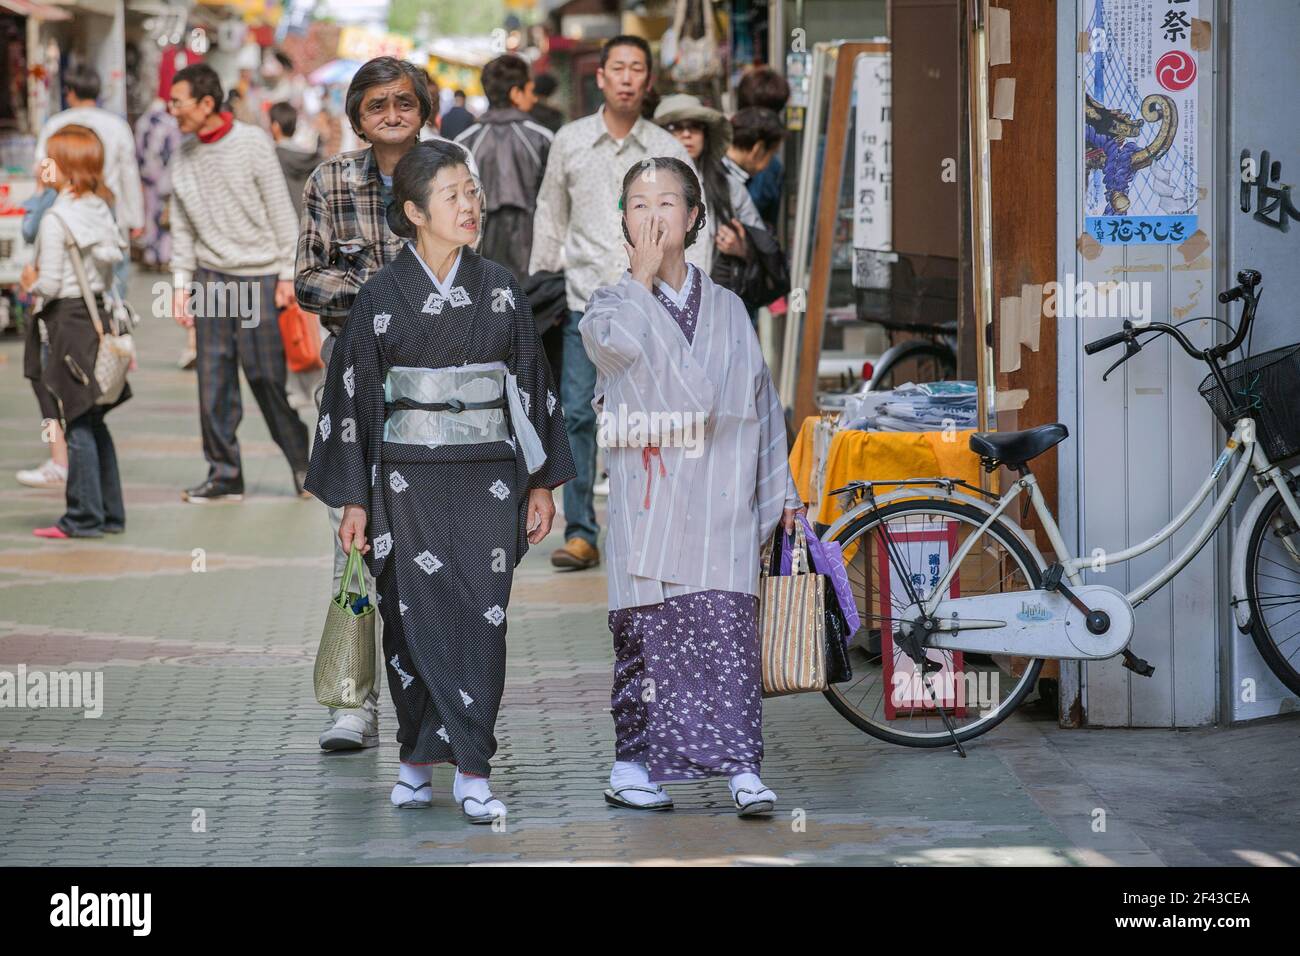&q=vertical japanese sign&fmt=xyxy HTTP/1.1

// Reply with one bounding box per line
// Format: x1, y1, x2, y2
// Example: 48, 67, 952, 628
852, 52, 891, 286
1083, 0, 1199, 245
